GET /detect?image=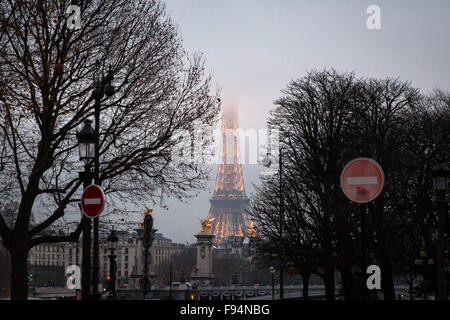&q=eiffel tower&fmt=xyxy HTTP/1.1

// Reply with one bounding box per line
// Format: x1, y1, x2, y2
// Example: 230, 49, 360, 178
207, 103, 256, 243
